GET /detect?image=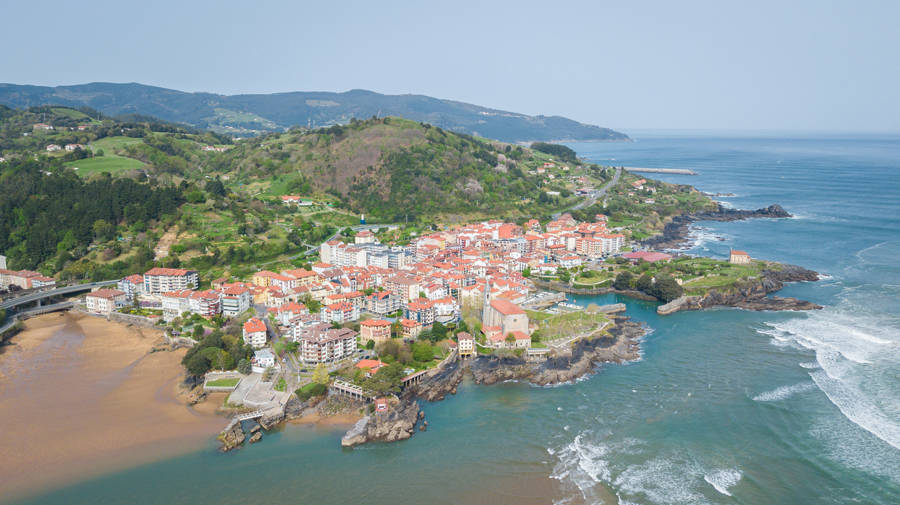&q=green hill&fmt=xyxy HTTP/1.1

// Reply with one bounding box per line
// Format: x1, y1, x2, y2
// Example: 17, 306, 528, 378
0, 82, 630, 142
1, 108, 613, 281
213, 117, 611, 222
